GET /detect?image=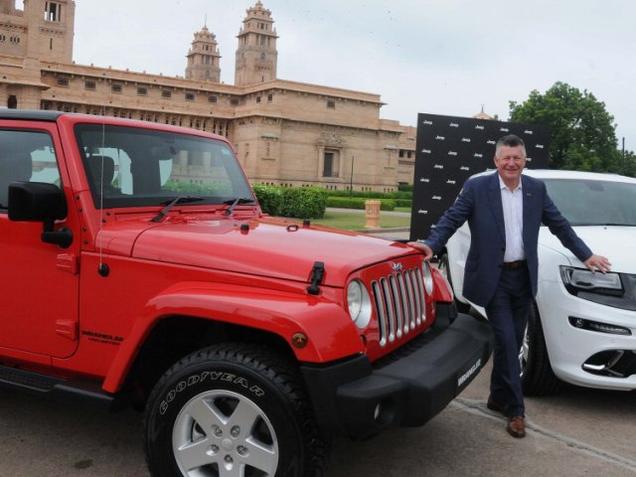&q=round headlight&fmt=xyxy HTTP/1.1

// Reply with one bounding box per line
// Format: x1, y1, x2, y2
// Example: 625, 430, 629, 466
347, 280, 372, 328
421, 261, 434, 295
